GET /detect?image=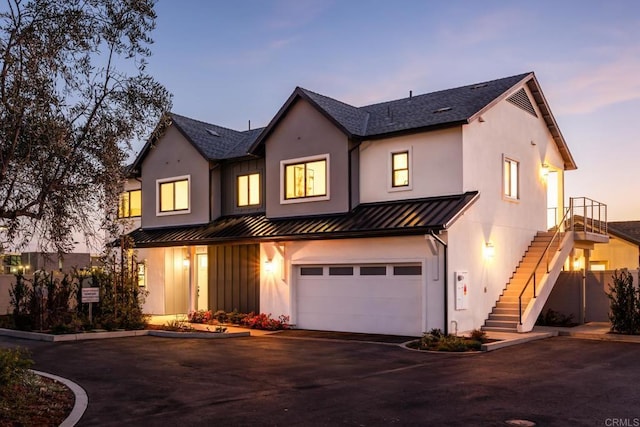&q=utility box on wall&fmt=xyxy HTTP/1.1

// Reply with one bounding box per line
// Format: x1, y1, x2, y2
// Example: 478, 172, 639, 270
455, 271, 469, 310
